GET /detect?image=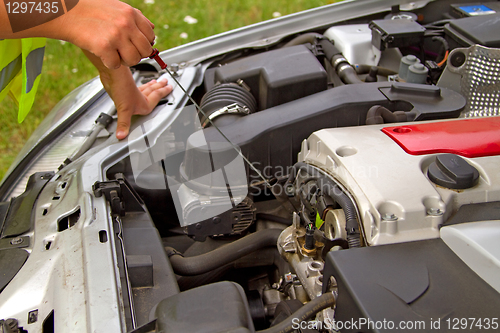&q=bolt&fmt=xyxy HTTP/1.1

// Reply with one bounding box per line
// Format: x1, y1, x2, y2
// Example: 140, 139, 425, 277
212, 217, 221, 224
5, 318, 18, 331
285, 184, 295, 196
195, 223, 202, 230
170, 63, 180, 73
450, 51, 466, 68
381, 213, 397, 221
427, 208, 443, 216
10, 237, 23, 245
